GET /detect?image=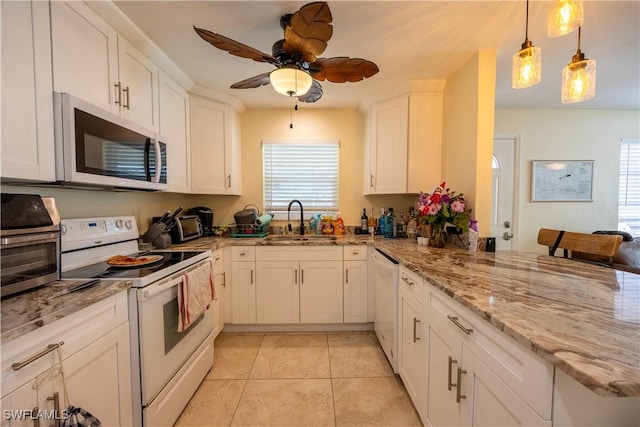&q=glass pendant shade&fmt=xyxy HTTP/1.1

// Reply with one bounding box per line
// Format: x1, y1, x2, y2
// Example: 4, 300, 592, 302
547, 0, 584, 37
270, 67, 313, 97
561, 57, 596, 103
512, 45, 542, 89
